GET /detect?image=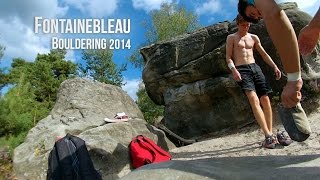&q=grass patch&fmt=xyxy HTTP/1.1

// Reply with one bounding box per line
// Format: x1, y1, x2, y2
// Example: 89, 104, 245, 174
0, 132, 27, 156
